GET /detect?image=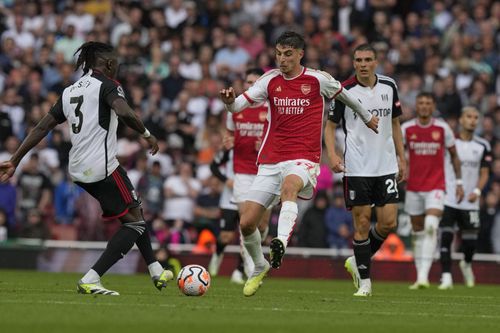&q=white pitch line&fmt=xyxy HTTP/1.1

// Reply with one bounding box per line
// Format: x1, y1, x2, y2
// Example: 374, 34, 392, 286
0, 299, 499, 320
